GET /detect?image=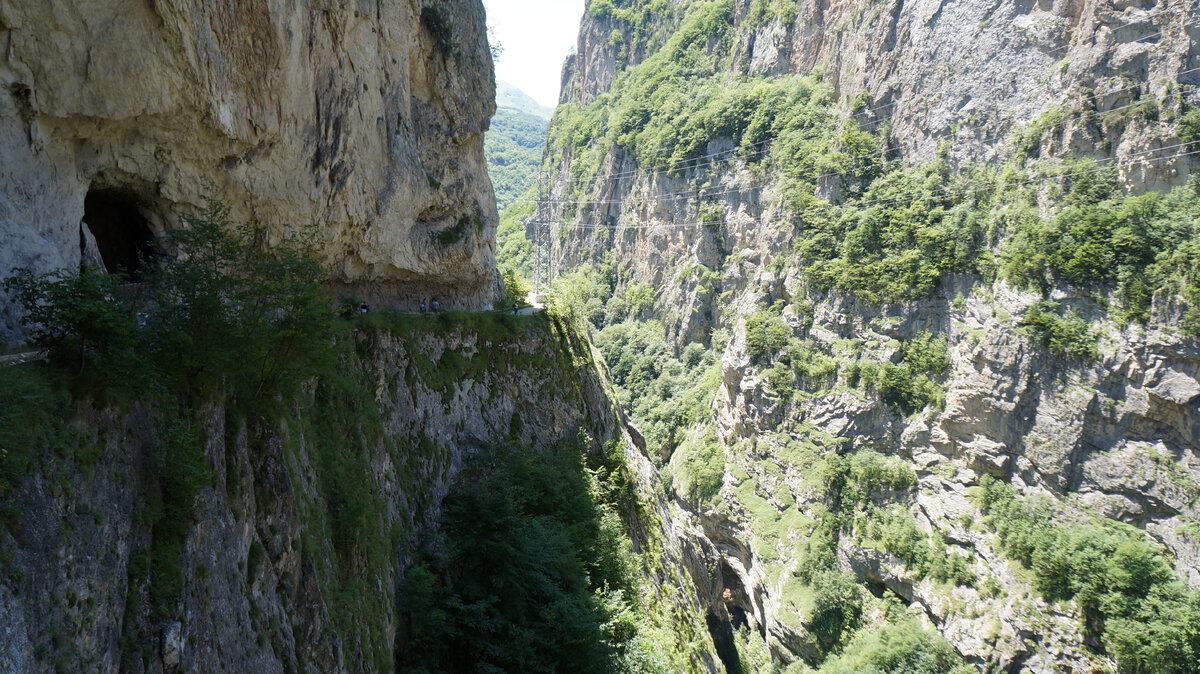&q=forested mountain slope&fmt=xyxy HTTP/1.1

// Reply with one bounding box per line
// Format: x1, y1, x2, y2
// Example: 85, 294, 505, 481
529, 0, 1200, 671
487, 81, 552, 211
